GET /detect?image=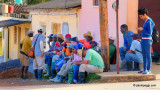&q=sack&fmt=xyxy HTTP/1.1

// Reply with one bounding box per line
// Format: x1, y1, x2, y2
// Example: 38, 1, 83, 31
28, 46, 35, 58
55, 58, 64, 70
152, 29, 159, 44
